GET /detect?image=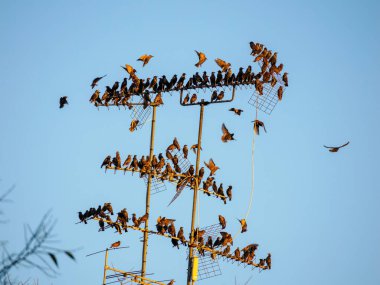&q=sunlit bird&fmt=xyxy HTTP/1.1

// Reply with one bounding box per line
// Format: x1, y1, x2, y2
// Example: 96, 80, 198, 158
137, 54, 154, 67
195, 50, 207, 68
323, 141, 349, 152
229, 108, 243, 116
110, 241, 121, 248
204, 159, 219, 176
221, 123, 235, 142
